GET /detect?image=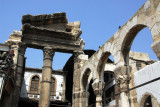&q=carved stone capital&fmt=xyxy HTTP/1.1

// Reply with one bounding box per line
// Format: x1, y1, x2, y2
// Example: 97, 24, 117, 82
92, 81, 105, 96
116, 75, 129, 92
73, 51, 84, 63
18, 42, 26, 55
115, 65, 131, 92
43, 47, 55, 60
